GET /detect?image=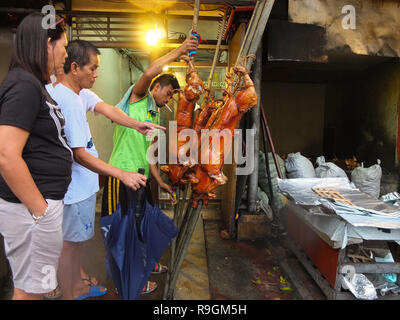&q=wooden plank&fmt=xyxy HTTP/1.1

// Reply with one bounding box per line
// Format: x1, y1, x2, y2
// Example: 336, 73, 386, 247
339, 263, 400, 274
236, 214, 271, 240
